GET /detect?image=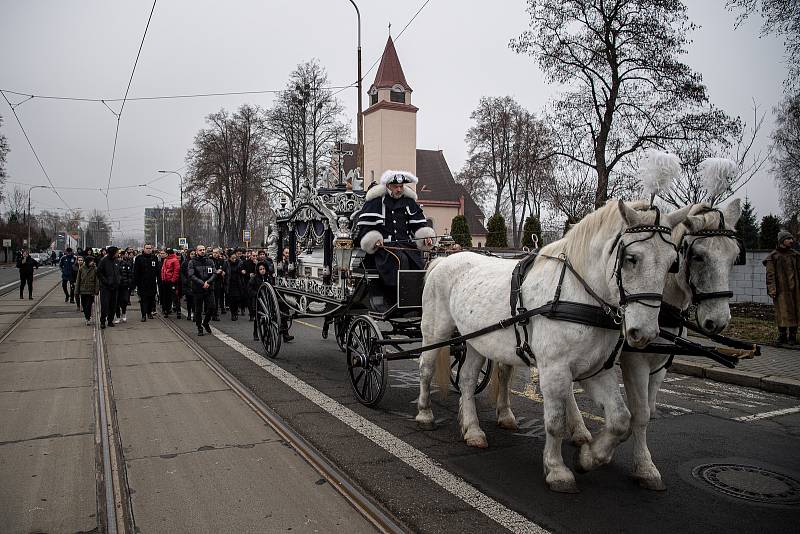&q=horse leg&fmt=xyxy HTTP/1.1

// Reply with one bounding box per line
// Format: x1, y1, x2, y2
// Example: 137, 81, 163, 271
416, 347, 440, 430
459, 350, 488, 448
540, 366, 578, 493
575, 370, 630, 473
620, 355, 665, 489
495, 362, 518, 431
566, 391, 592, 446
